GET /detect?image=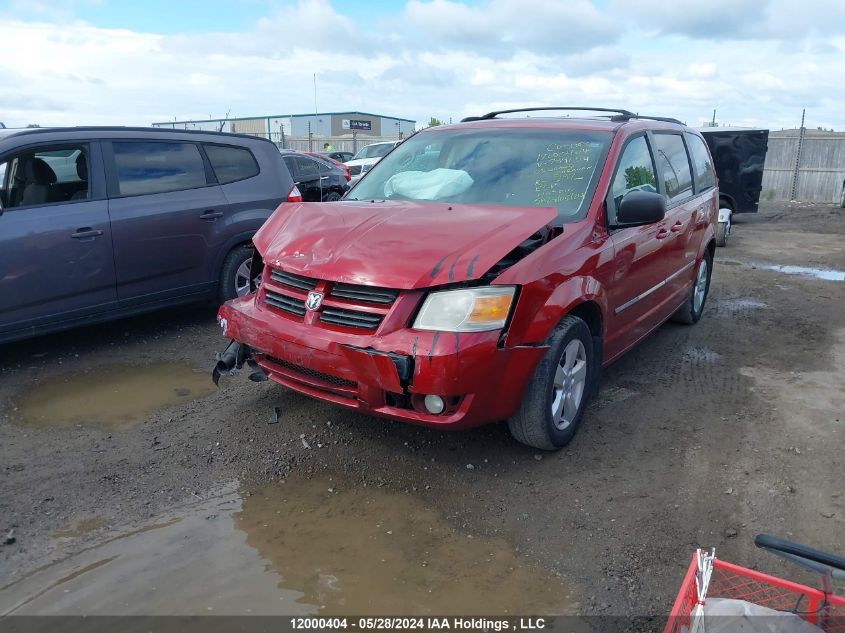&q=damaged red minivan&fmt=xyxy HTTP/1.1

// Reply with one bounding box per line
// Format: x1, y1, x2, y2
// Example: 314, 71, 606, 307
215, 107, 718, 450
